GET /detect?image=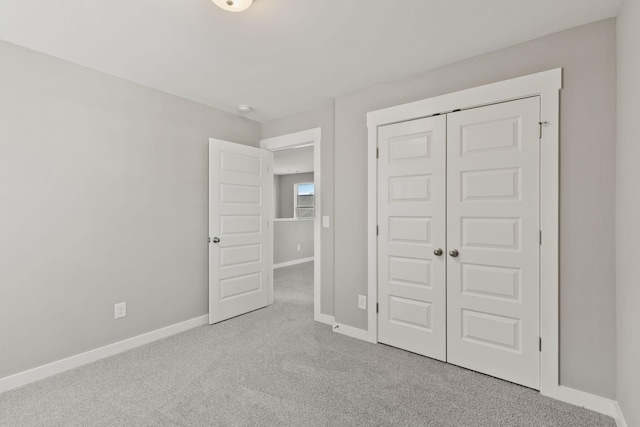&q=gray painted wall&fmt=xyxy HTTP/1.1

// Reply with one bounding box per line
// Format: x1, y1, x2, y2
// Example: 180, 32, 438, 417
333, 19, 617, 398
262, 104, 335, 318
0, 19, 624, 404
0, 40, 260, 378
617, 0, 640, 424
274, 220, 314, 265
274, 173, 315, 265
276, 172, 314, 219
